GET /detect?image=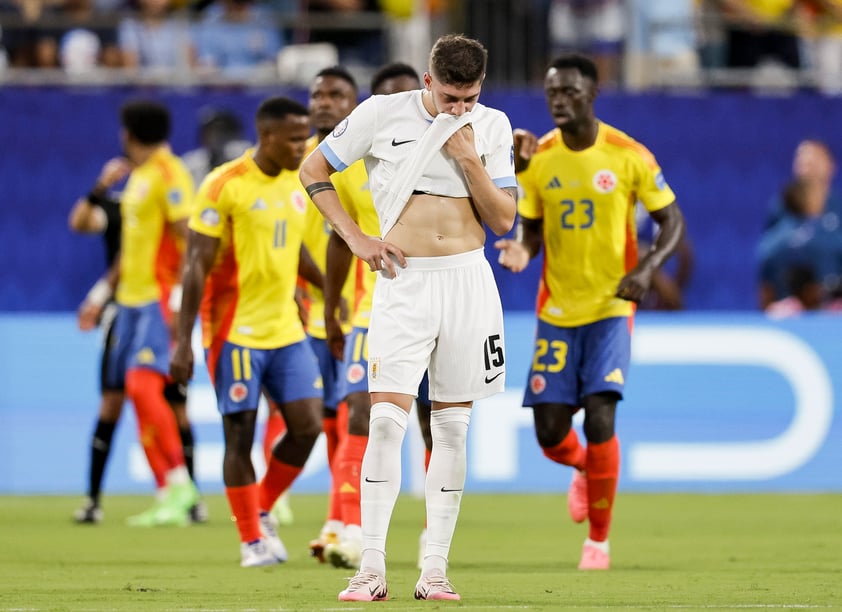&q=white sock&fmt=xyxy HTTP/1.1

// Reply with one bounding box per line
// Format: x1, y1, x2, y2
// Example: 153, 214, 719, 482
165, 466, 190, 487
359, 402, 408, 575
584, 538, 610, 554
421, 407, 471, 577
